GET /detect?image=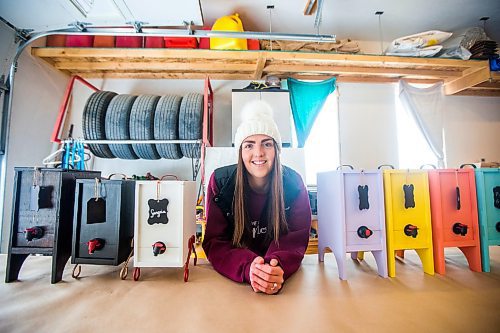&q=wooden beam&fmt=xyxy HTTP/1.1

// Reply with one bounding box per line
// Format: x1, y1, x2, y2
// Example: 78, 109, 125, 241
33, 48, 487, 70
444, 66, 491, 95
453, 89, 500, 97
266, 51, 486, 69
304, 0, 318, 15
32, 47, 260, 61
263, 64, 461, 78
54, 61, 255, 72
285, 75, 442, 84
253, 54, 267, 80
73, 72, 254, 80
31, 47, 499, 97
